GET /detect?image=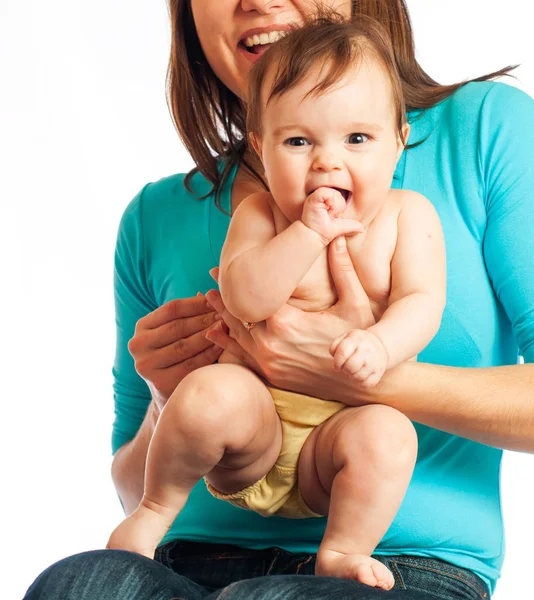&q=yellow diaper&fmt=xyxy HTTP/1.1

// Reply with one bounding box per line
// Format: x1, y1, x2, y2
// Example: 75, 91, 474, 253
205, 386, 344, 518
